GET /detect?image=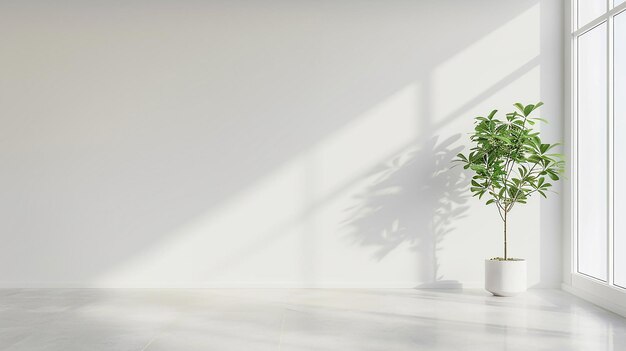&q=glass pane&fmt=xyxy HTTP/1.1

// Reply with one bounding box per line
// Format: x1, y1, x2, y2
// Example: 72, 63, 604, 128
614, 12, 626, 288
578, 0, 607, 28
578, 23, 608, 281
616, 0, 626, 7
